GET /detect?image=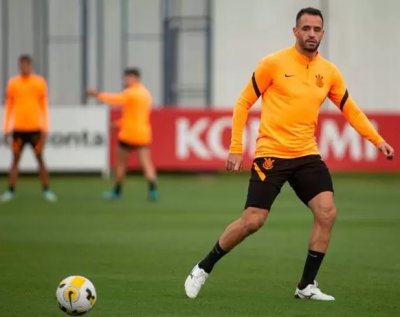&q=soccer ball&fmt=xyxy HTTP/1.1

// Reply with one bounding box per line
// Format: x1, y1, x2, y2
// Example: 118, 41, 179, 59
56, 275, 97, 315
